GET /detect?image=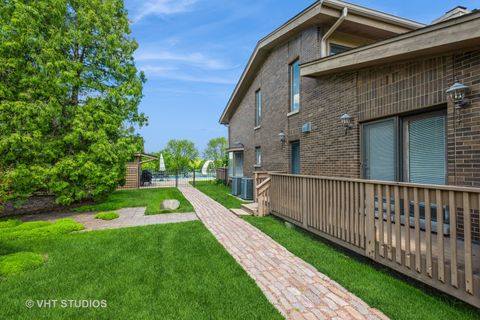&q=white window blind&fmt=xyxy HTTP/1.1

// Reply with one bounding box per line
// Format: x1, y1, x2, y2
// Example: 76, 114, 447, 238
363, 120, 396, 181
407, 115, 446, 185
